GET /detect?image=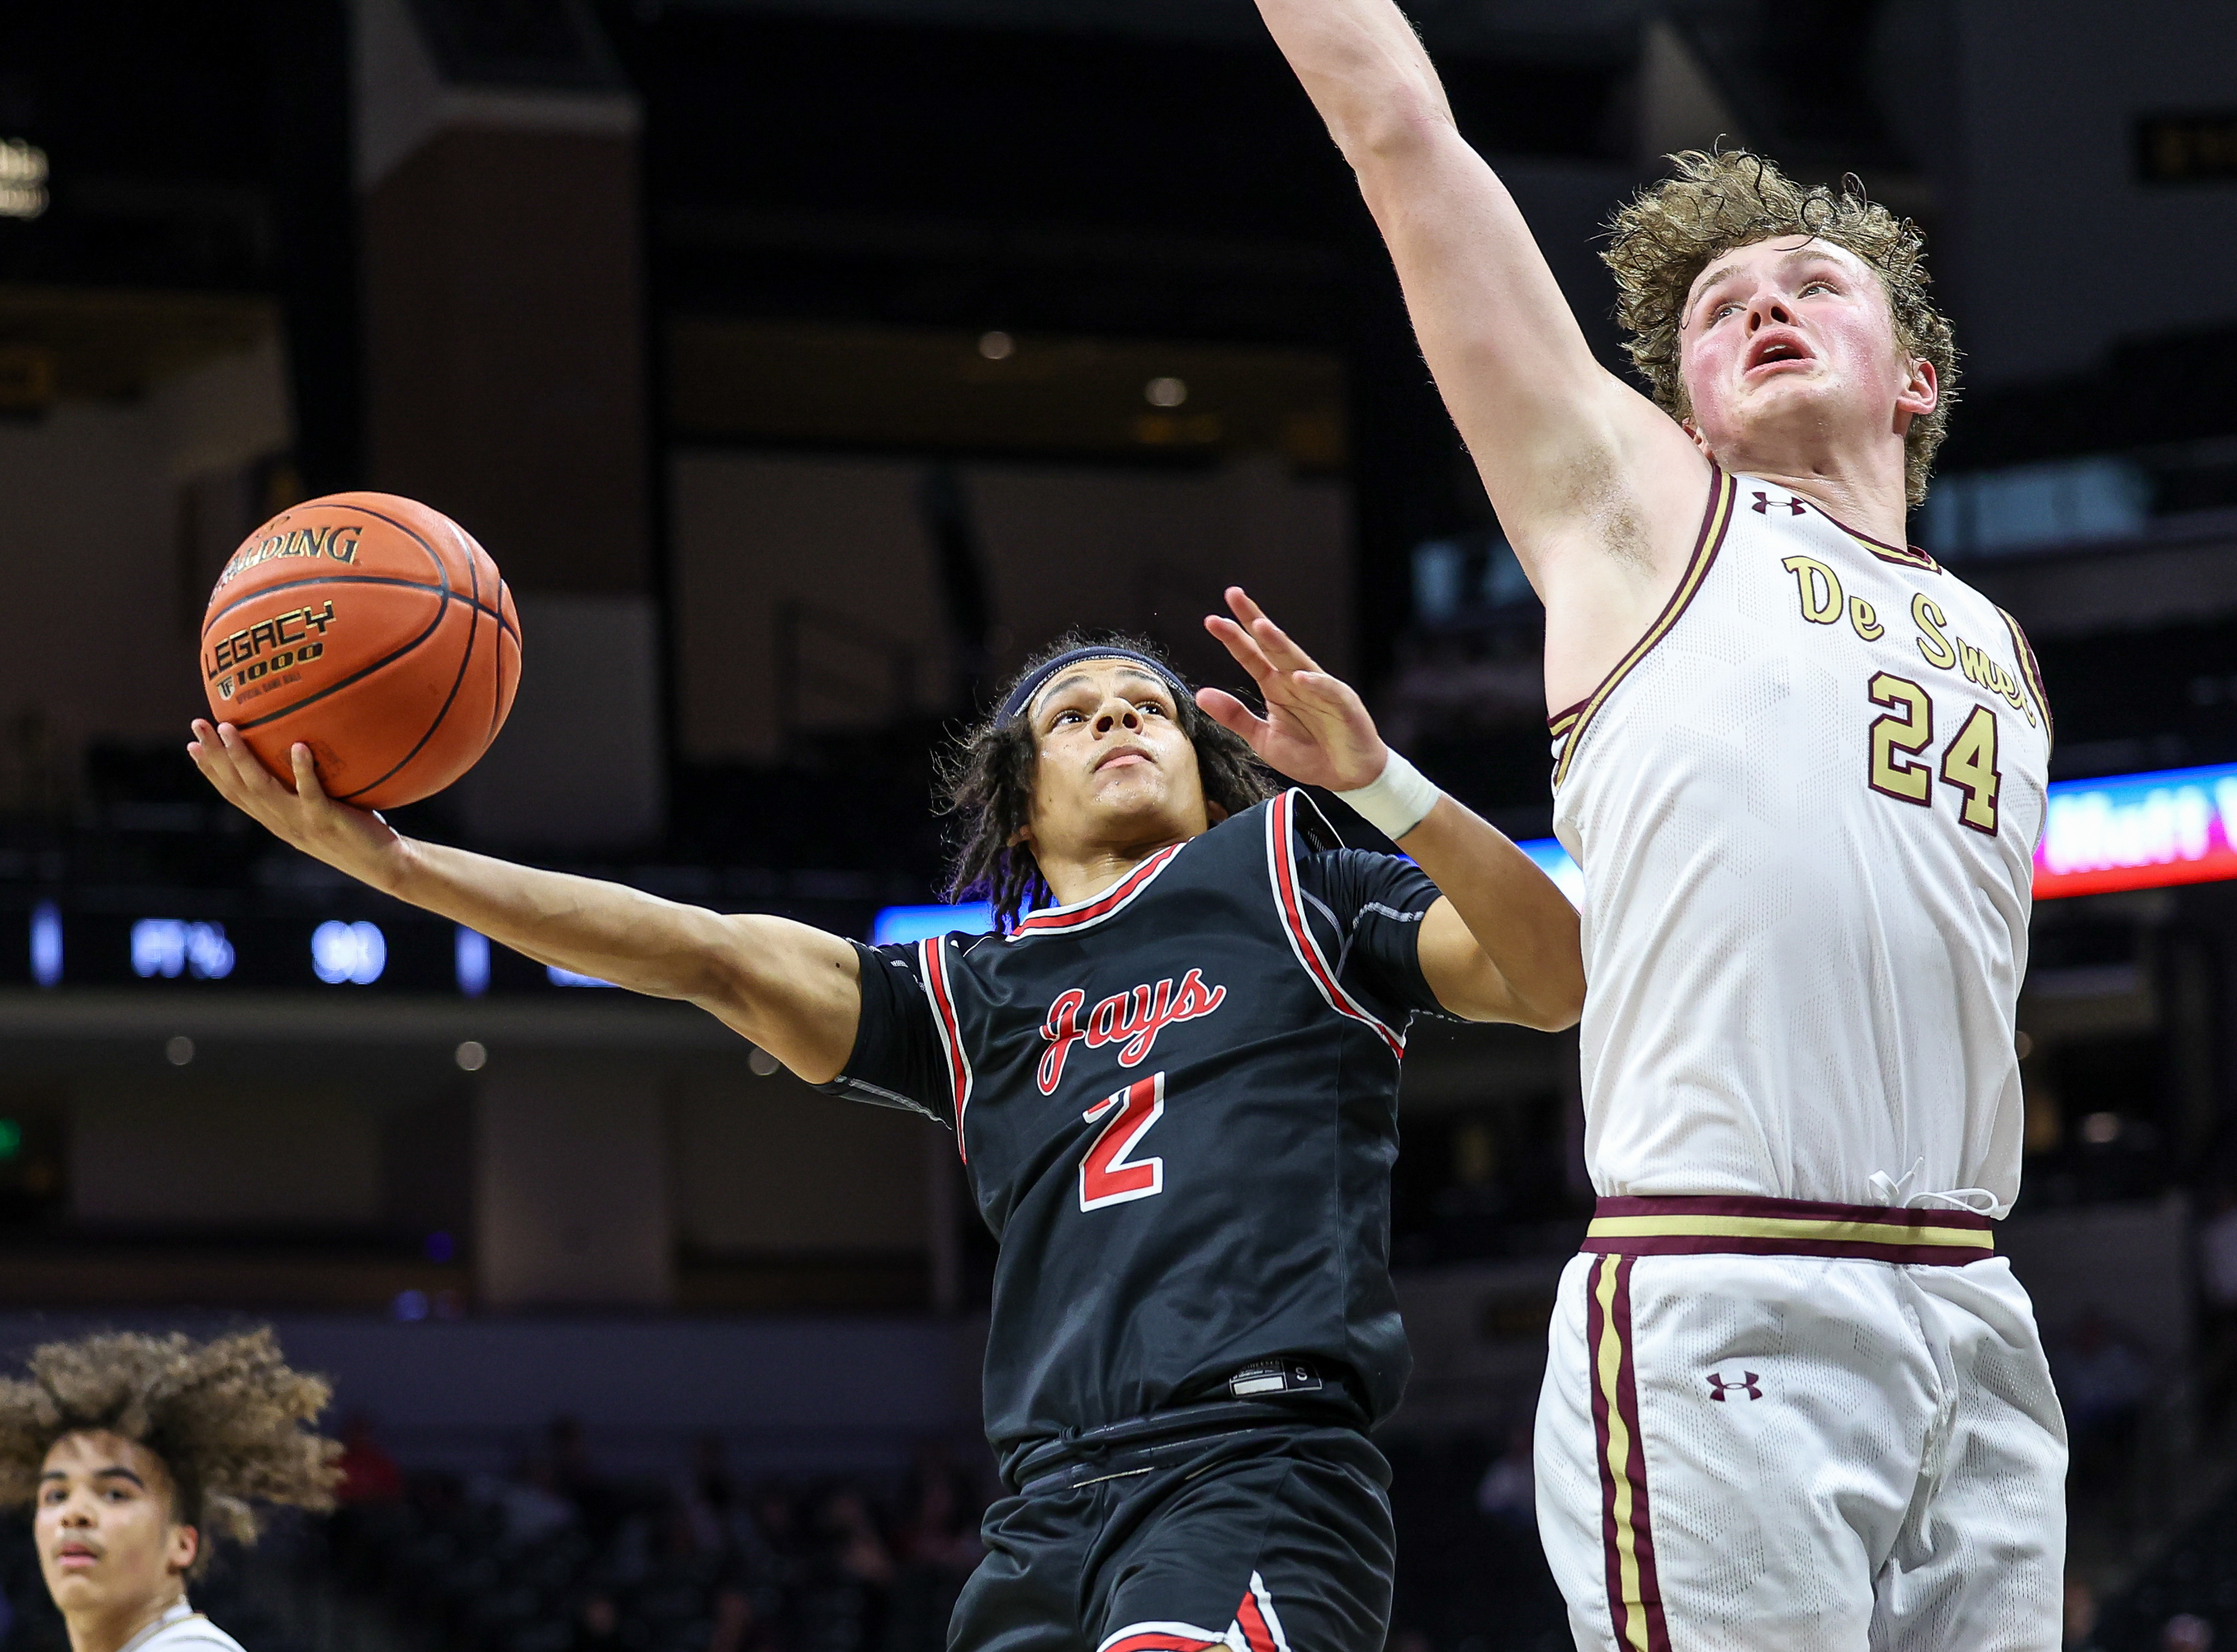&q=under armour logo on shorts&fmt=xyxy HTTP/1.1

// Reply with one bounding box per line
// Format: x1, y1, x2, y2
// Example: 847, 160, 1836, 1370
1706, 1370, 1763, 1402
1751, 491, 1807, 516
